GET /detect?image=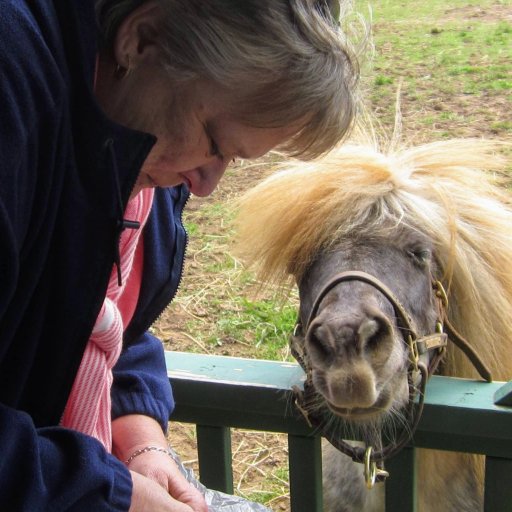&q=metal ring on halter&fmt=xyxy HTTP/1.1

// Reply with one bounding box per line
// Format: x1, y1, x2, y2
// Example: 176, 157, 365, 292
363, 447, 390, 489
